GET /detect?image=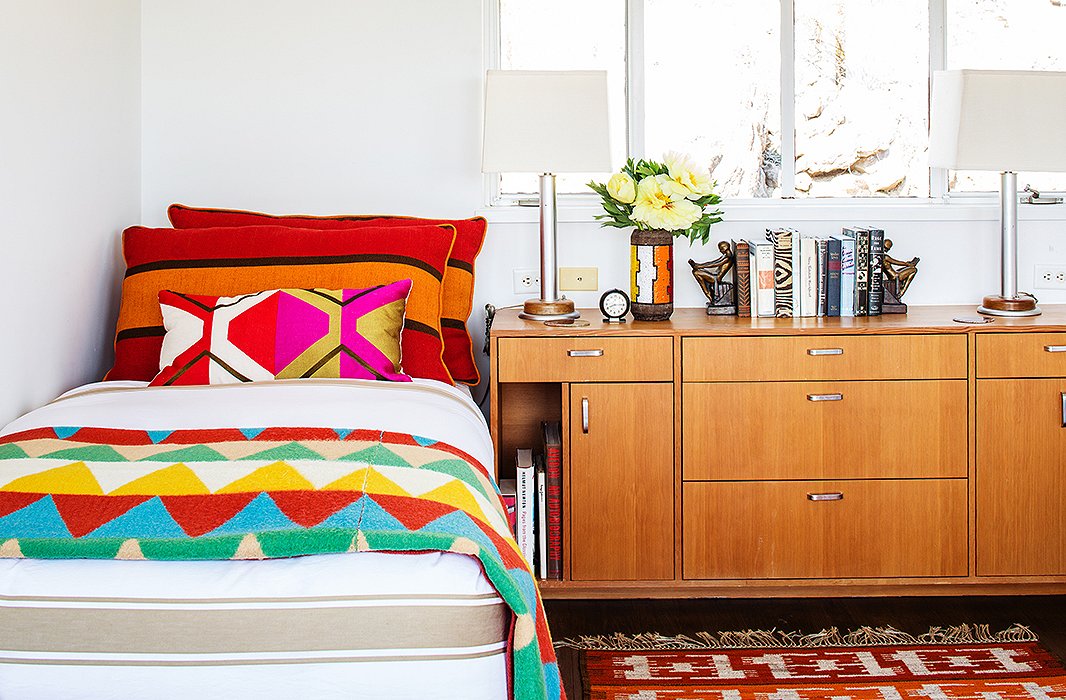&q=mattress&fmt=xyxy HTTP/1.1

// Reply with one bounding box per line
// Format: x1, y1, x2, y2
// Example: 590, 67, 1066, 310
0, 379, 509, 700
